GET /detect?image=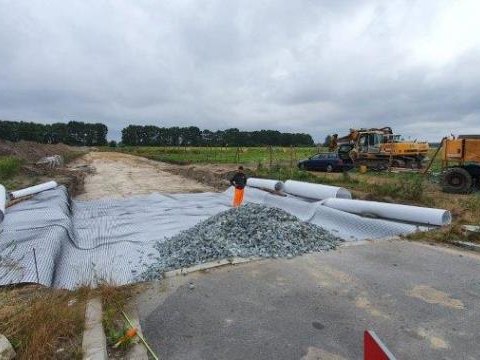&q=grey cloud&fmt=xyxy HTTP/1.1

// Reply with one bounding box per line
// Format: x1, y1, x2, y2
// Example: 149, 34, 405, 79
0, 0, 479, 142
